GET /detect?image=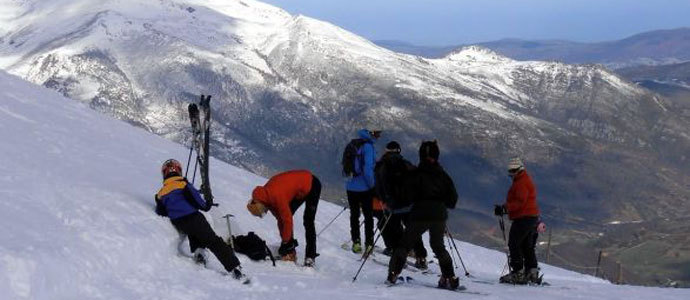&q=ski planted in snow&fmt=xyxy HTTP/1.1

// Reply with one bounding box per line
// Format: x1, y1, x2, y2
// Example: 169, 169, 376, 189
187, 95, 214, 206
